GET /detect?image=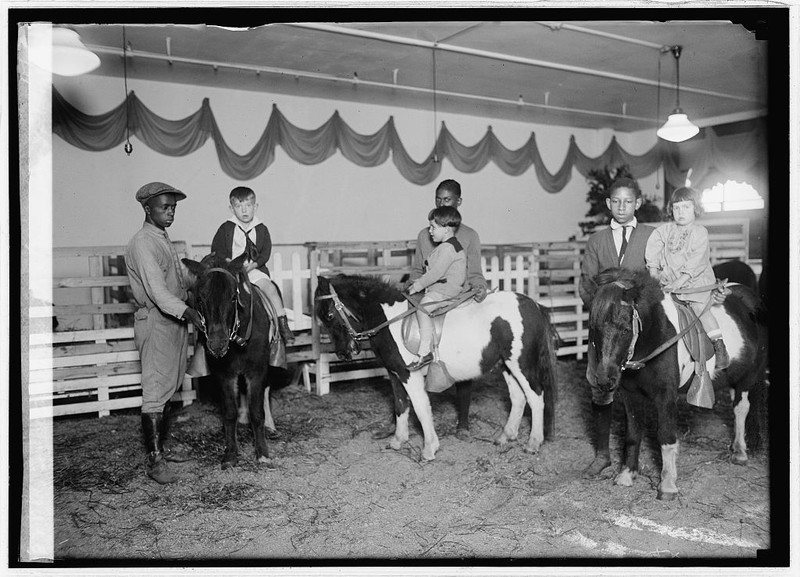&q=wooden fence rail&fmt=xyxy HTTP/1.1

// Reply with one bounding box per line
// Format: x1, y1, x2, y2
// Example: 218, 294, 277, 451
31, 218, 754, 417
